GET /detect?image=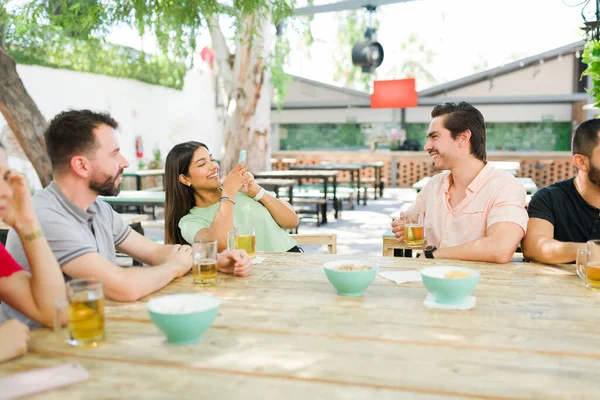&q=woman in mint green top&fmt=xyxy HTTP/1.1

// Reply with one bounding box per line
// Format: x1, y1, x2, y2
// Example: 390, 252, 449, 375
164, 142, 299, 253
